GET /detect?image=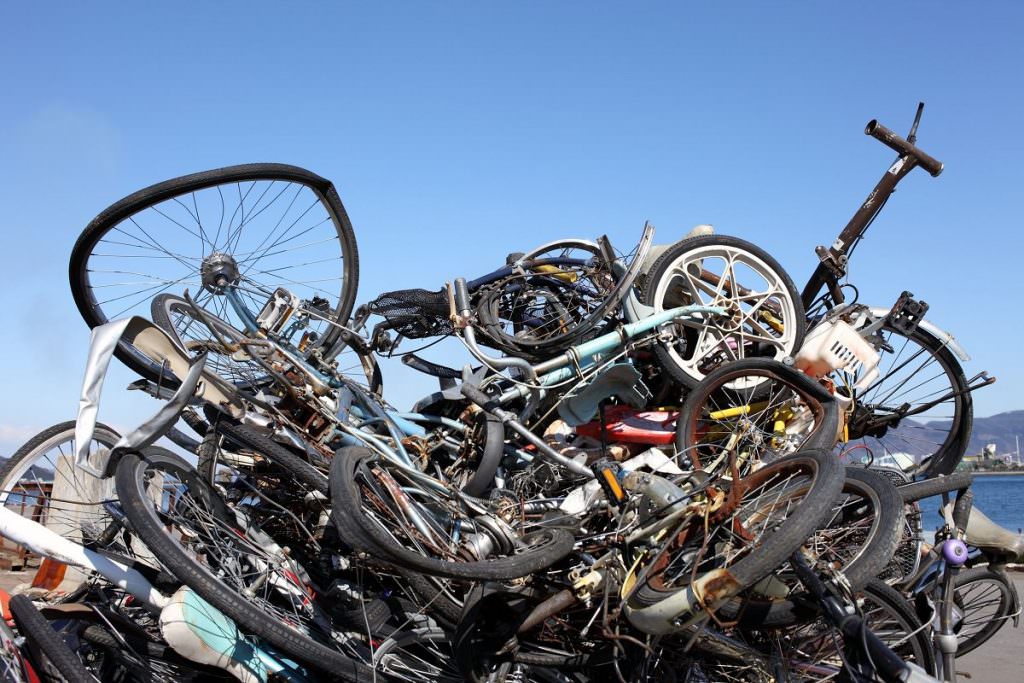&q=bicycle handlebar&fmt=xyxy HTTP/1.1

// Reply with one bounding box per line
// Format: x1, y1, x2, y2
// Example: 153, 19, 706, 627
953, 489, 975, 531
865, 120, 944, 177
460, 381, 495, 411
453, 277, 471, 313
